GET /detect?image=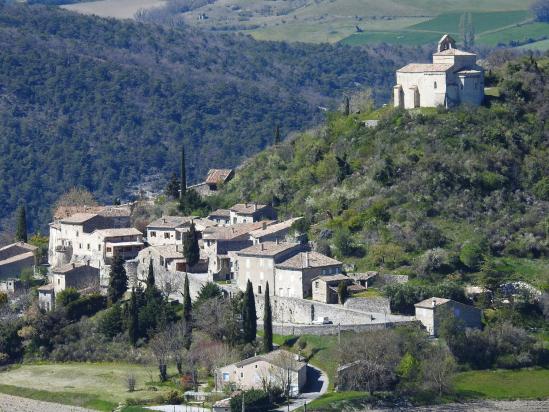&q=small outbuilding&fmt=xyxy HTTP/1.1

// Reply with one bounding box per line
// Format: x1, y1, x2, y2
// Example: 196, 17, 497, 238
414, 296, 481, 336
